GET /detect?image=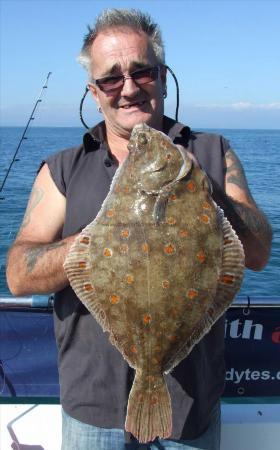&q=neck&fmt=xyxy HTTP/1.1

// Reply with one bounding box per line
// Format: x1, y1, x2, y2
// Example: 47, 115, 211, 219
106, 130, 130, 164
105, 116, 165, 163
